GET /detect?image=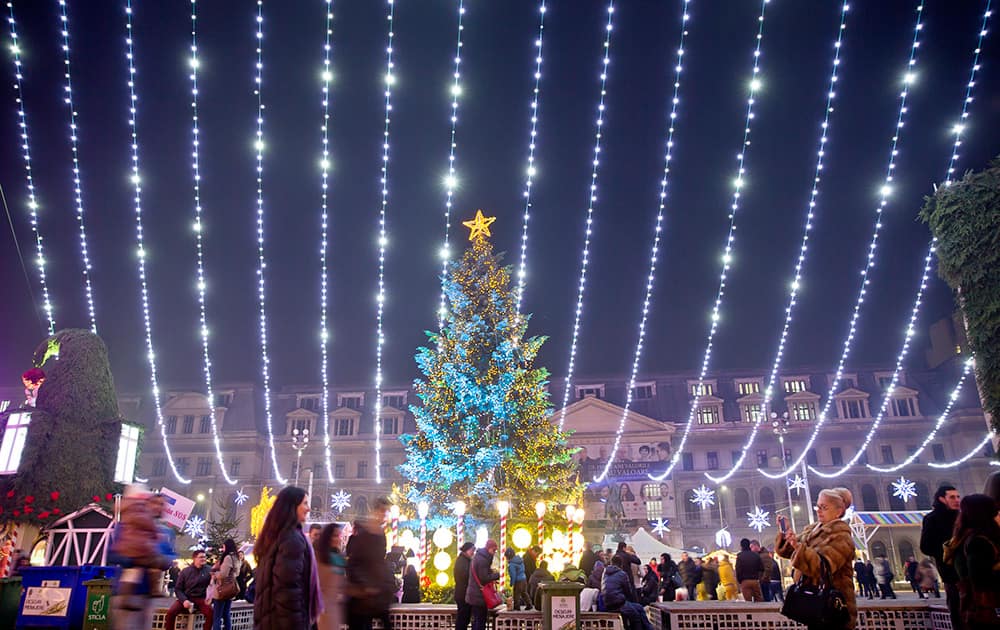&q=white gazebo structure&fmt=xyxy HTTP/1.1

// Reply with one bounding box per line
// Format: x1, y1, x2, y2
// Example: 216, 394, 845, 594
43, 503, 115, 566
